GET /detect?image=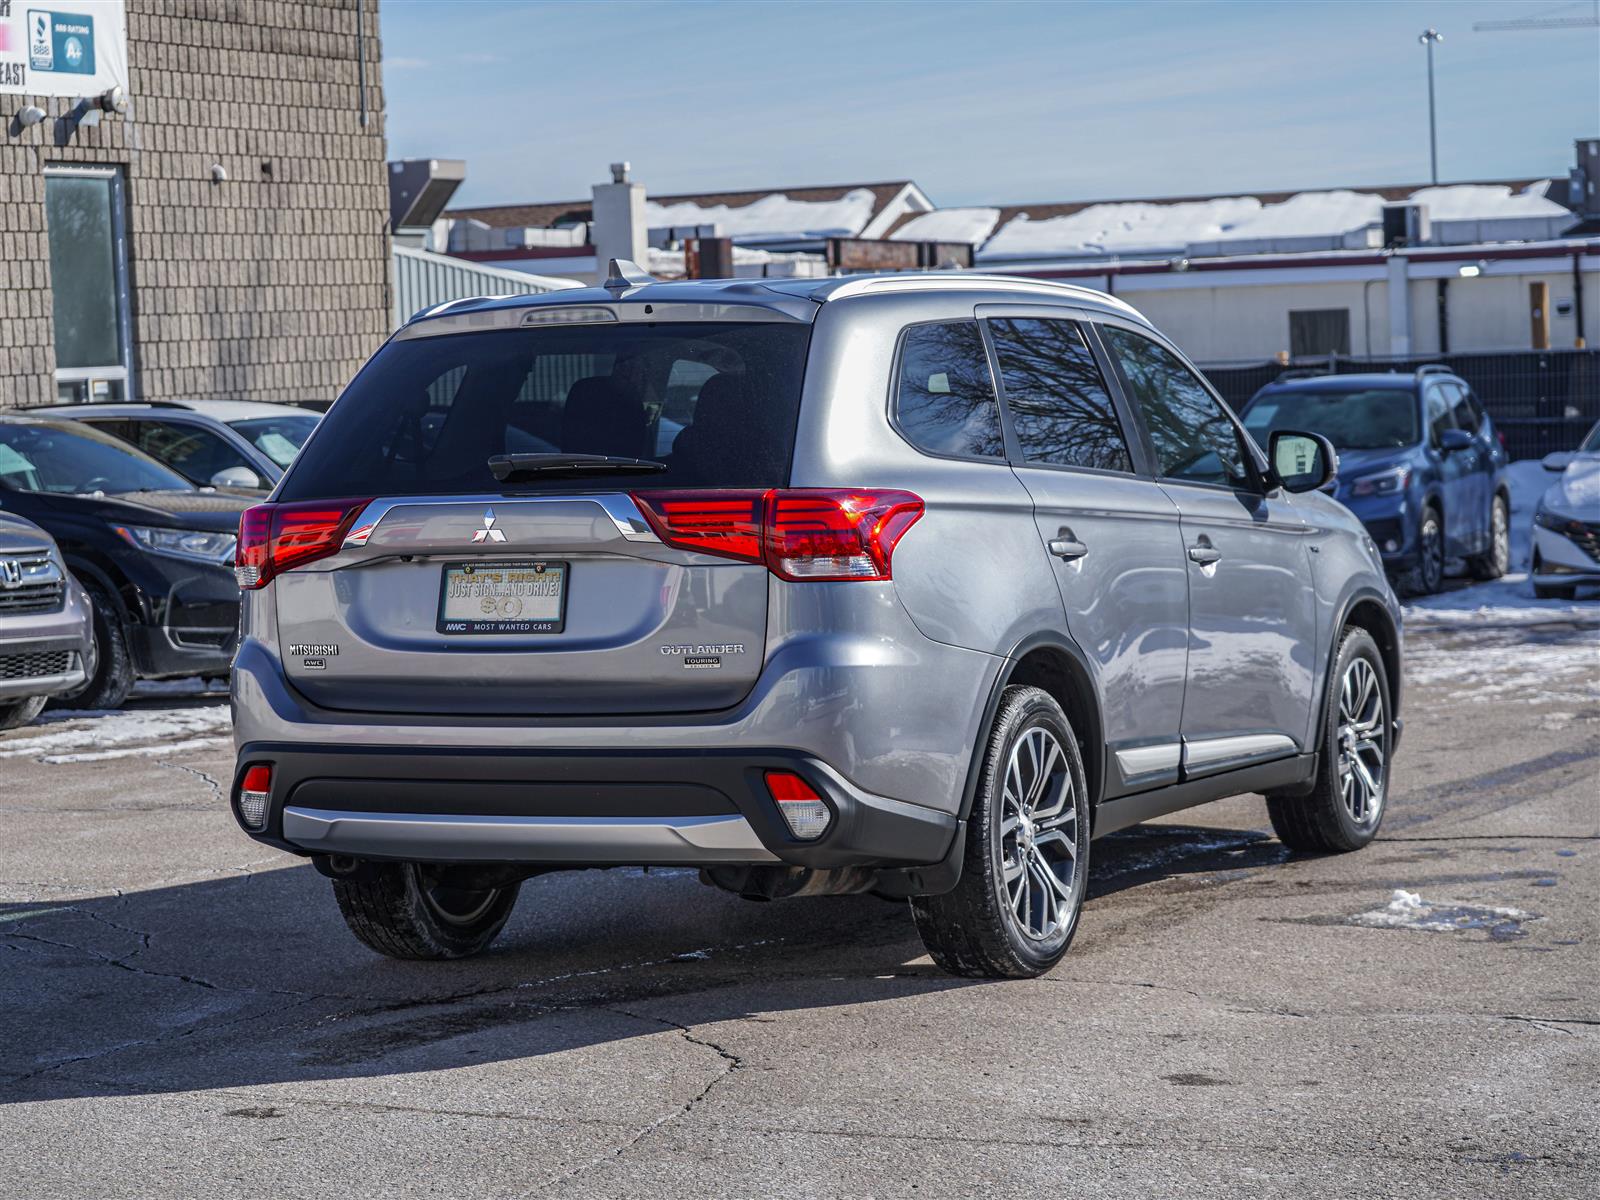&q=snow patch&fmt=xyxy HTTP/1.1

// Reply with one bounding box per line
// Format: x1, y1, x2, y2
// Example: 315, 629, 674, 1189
1407, 181, 1567, 221
1349, 889, 1536, 937
890, 207, 1001, 245
1403, 625, 1599, 703
0, 705, 231, 760
645, 189, 878, 242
